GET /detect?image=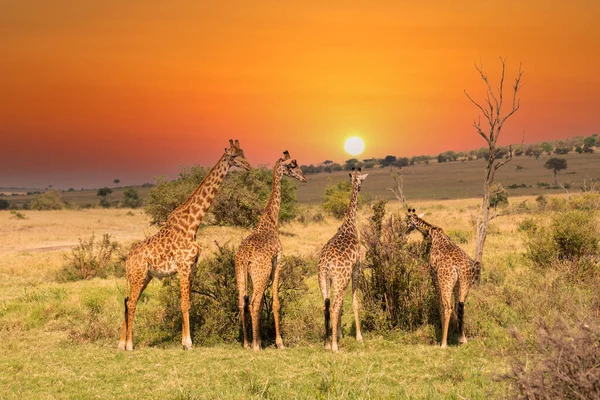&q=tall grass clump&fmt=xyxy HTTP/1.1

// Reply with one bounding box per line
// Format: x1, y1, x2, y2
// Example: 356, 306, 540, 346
507, 320, 600, 399
521, 210, 599, 282
160, 243, 315, 347
359, 200, 437, 334
56, 234, 125, 281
